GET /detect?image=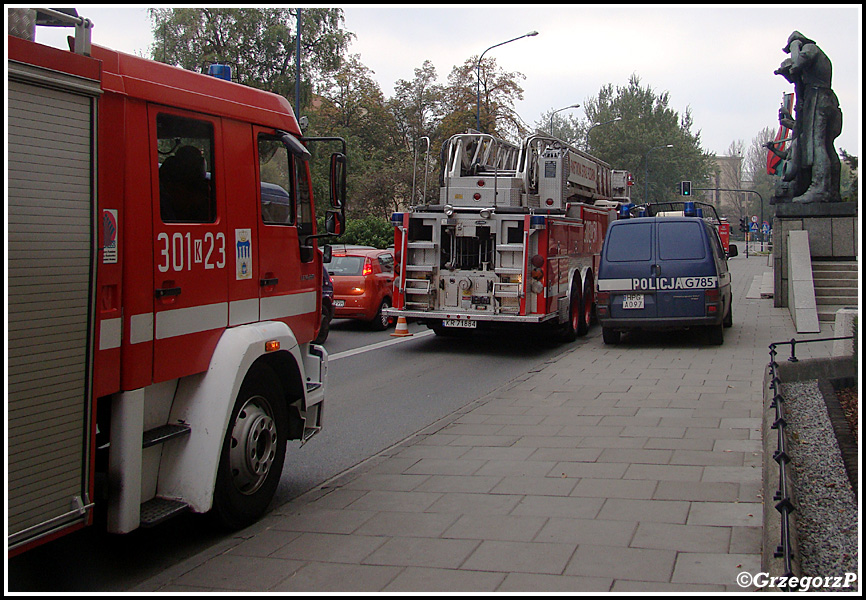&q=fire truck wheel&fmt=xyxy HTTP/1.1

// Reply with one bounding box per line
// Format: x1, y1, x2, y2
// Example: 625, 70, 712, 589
556, 279, 583, 343
577, 273, 593, 336
370, 298, 394, 331
212, 363, 288, 530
